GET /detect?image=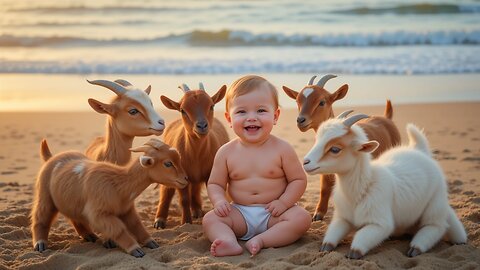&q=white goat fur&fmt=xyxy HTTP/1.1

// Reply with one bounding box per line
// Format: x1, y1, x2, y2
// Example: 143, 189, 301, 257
303, 118, 467, 257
